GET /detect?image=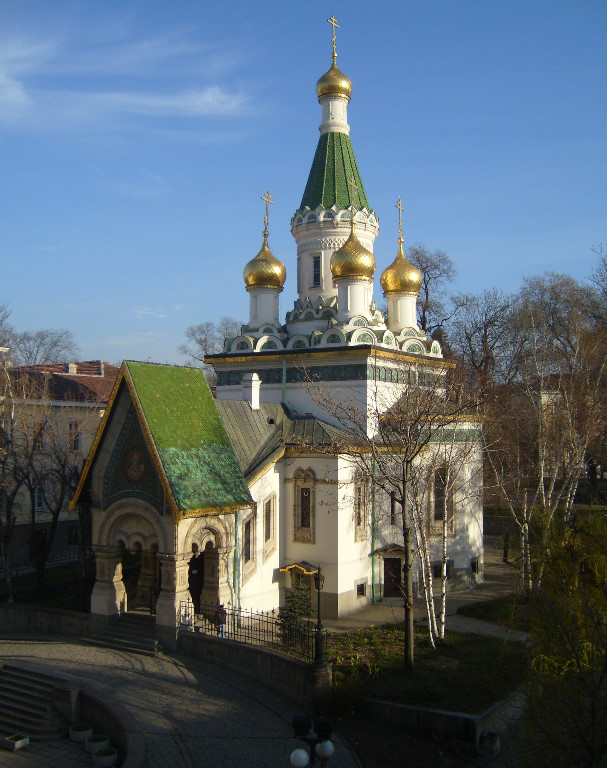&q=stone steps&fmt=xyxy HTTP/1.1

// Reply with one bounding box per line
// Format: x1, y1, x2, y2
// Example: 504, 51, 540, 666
0, 665, 67, 742
83, 612, 158, 657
